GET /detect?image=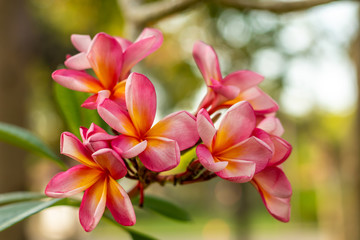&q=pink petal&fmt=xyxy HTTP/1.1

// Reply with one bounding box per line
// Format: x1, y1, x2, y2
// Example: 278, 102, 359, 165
222, 70, 264, 91
87, 33, 123, 89
216, 159, 256, 183
254, 167, 292, 198
86, 123, 108, 137
80, 126, 88, 142
98, 98, 137, 137
252, 167, 292, 222
218, 136, 272, 173
107, 177, 136, 226
210, 84, 239, 100
139, 137, 180, 172
65, 52, 91, 70
52, 69, 104, 93
60, 132, 98, 168
79, 177, 107, 232
257, 116, 284, 137
121, 28, 163, 79
92, 148, 127, 180
71, 34, 91, 52
197, 90, 216, 111
196, 144, 227, 172
268, 136, 292, 166
114, 37, 132, 51
45, 165, 102, 198
214, 101, 256, 152
240, 87, 279, 114
111, 135, 147, 158
193, 41, 222, 86
81, 94, 98, 109
146, 111, 198, 151
196, 109, 216, 149
126, 73, 156, 136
